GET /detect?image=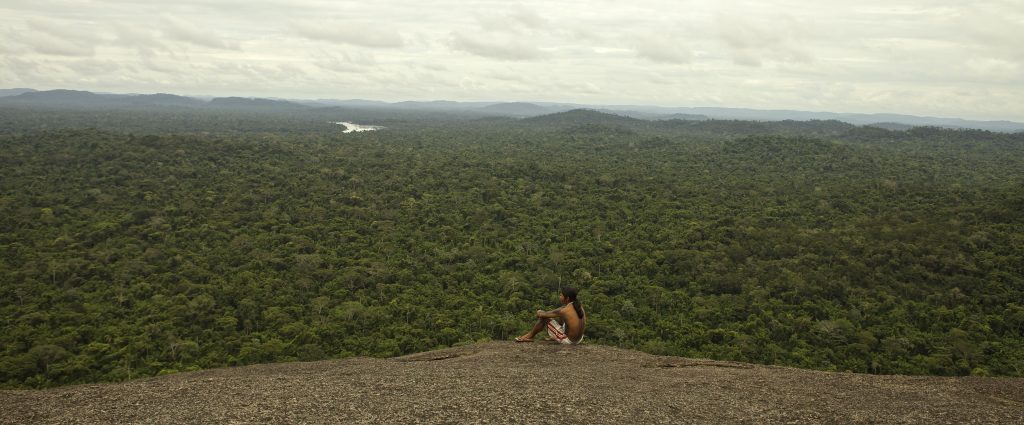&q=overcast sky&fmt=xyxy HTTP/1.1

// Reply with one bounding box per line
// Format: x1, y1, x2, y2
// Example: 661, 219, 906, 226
2, 0, 1022, 121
